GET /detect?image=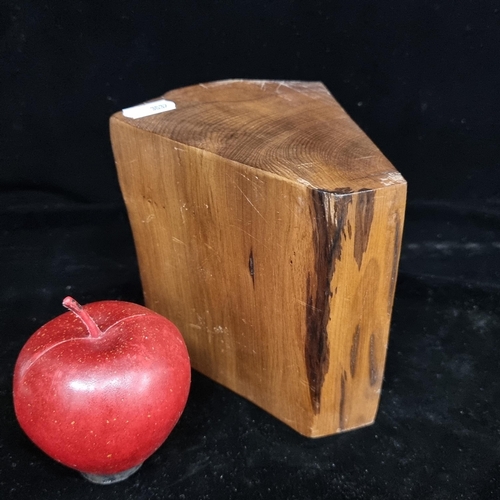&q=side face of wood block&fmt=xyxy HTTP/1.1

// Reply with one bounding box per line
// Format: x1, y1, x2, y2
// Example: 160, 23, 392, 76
110, 80, 406, 437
